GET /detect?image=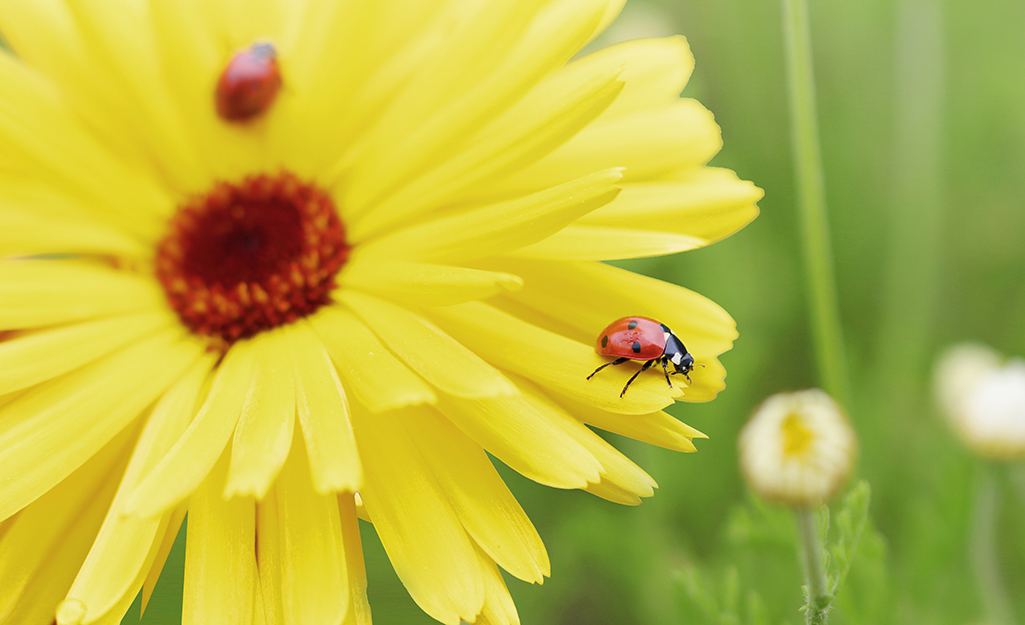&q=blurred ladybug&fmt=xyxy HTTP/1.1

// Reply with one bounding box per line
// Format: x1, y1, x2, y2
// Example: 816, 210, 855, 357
216, 42, 282, 122
587, 316, 696, 398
